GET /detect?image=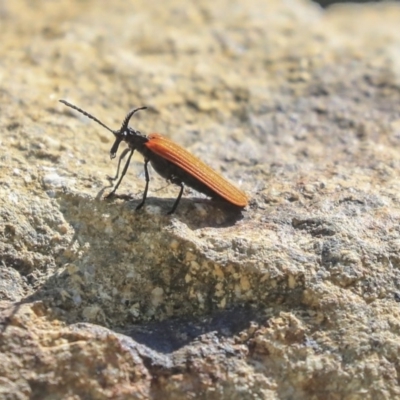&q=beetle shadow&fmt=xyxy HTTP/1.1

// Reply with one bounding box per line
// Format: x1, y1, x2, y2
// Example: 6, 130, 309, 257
96, 186, 246, 228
